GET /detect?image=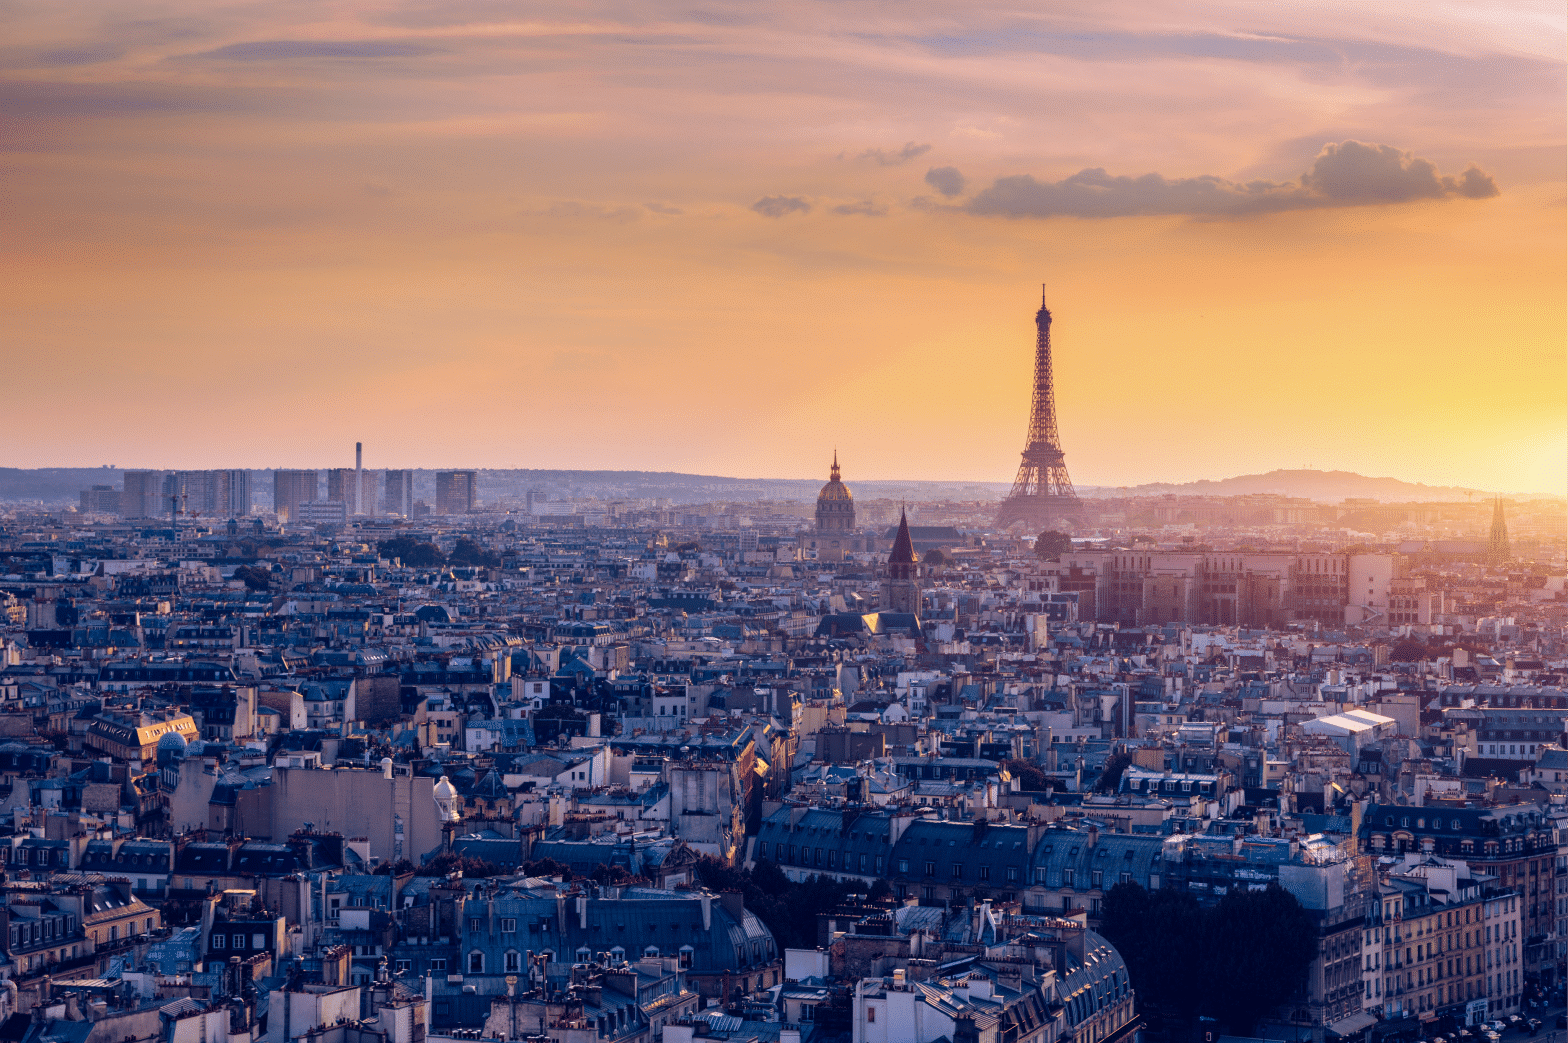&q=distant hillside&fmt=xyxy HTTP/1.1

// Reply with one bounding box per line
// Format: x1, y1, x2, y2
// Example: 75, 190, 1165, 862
0, 465, 1529, 508
0, 466, 1012, 506
1083, 469, 1488, 503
